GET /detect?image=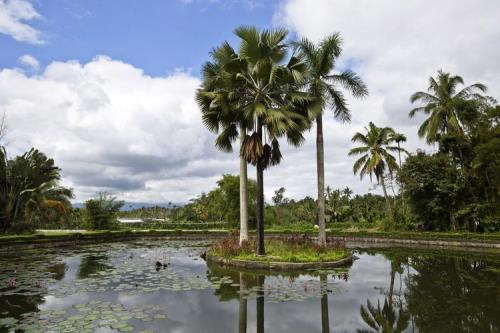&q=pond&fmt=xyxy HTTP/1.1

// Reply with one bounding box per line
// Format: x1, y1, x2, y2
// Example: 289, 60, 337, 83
0, 239, 499, 332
